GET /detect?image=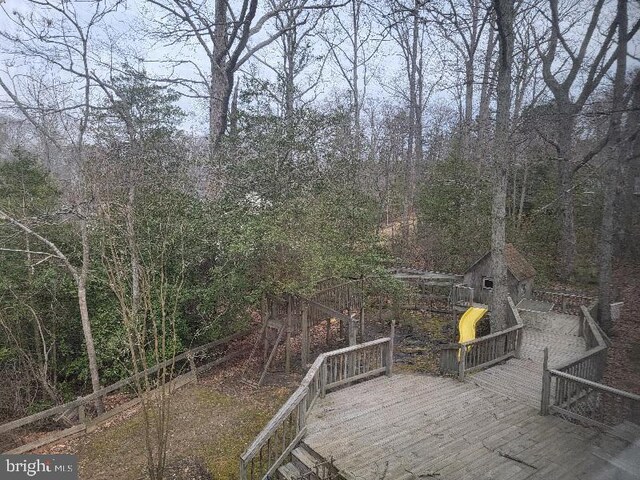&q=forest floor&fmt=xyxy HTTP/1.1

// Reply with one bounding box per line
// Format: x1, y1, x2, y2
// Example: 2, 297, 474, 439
32, 307, 456, 480
37, 359, 296, 480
